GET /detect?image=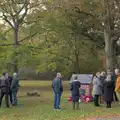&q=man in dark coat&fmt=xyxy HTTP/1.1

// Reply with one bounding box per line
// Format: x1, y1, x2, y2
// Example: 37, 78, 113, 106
70, 75, 81, 110
0, 72, 10, 108
104, 75, 115, 108
52, 73, 63, 110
